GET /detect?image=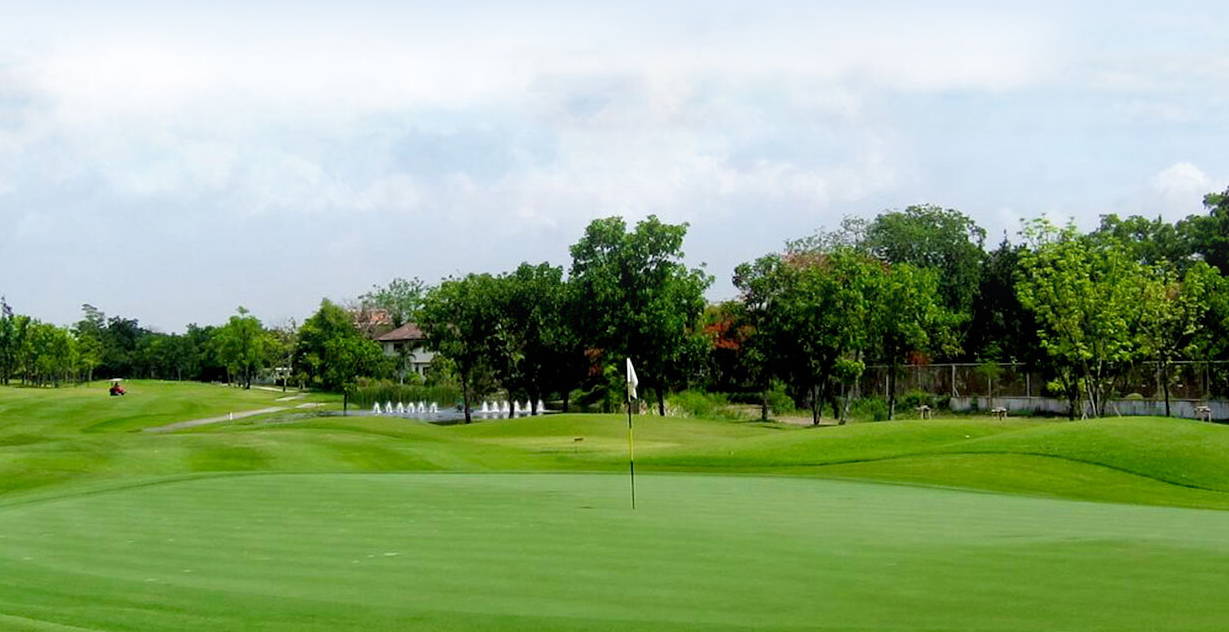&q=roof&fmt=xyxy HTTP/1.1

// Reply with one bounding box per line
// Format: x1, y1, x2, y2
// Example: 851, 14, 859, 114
375, 322, 426, 342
